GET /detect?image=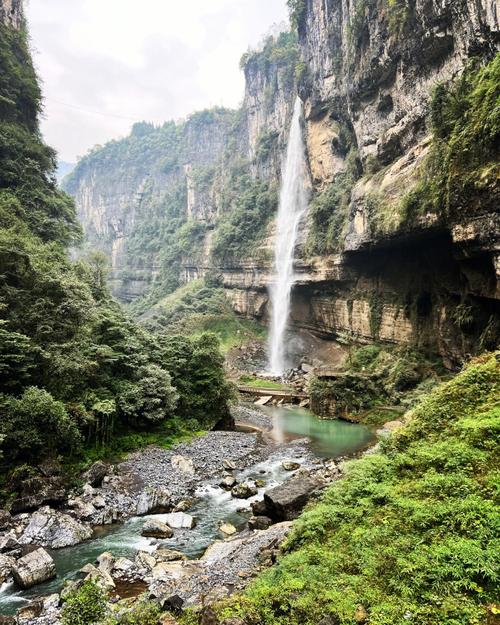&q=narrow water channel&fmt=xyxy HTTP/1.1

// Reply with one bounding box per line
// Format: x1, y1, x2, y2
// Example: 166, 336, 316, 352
0, 406, 375, 615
